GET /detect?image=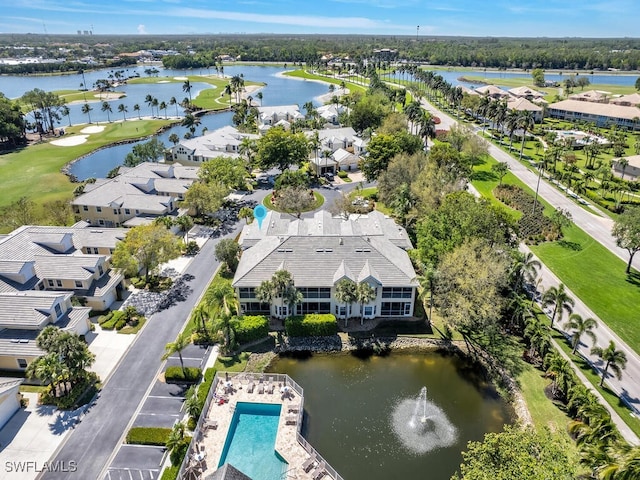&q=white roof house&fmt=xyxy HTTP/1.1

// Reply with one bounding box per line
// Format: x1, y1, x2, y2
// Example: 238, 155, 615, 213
257, 105, 304, 133
508, 86, 546, 100
167, 126, 259, 166
234, 211, 417, 320
475, 85, 510, 99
